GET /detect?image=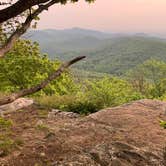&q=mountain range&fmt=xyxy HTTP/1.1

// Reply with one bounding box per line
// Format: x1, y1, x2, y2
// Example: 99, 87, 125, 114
24, 28, 166, 75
